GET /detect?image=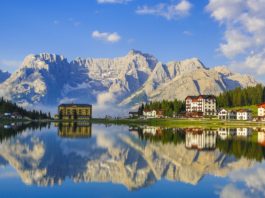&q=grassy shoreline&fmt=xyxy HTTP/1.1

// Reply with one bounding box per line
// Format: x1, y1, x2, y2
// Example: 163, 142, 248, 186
91, 118, 265, 128
2, 118, 265, 128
